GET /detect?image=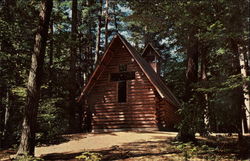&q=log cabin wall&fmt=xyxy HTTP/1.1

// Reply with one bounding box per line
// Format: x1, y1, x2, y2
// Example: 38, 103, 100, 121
156, 96, 180, 131
86, 44, 159, 132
